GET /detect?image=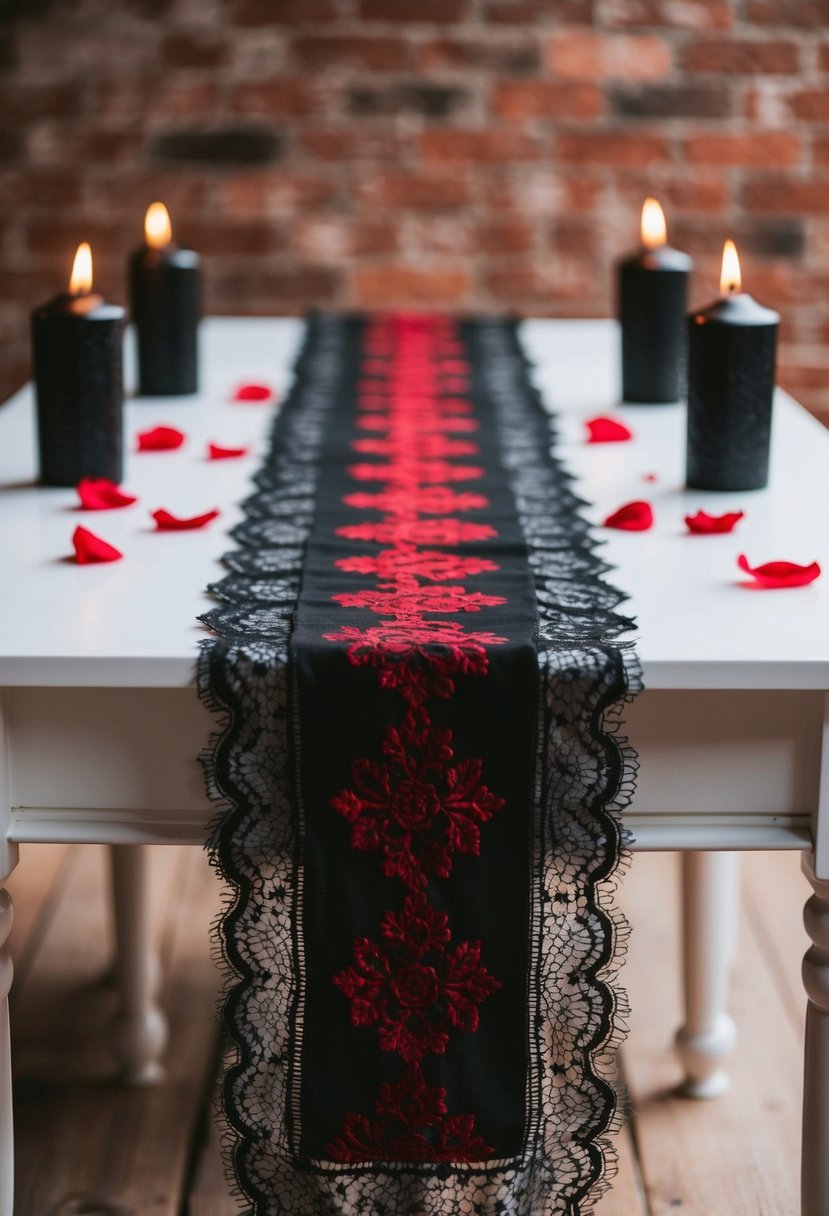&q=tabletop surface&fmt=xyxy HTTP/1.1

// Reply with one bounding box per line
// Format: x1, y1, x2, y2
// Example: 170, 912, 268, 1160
0, 316, 827, 691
